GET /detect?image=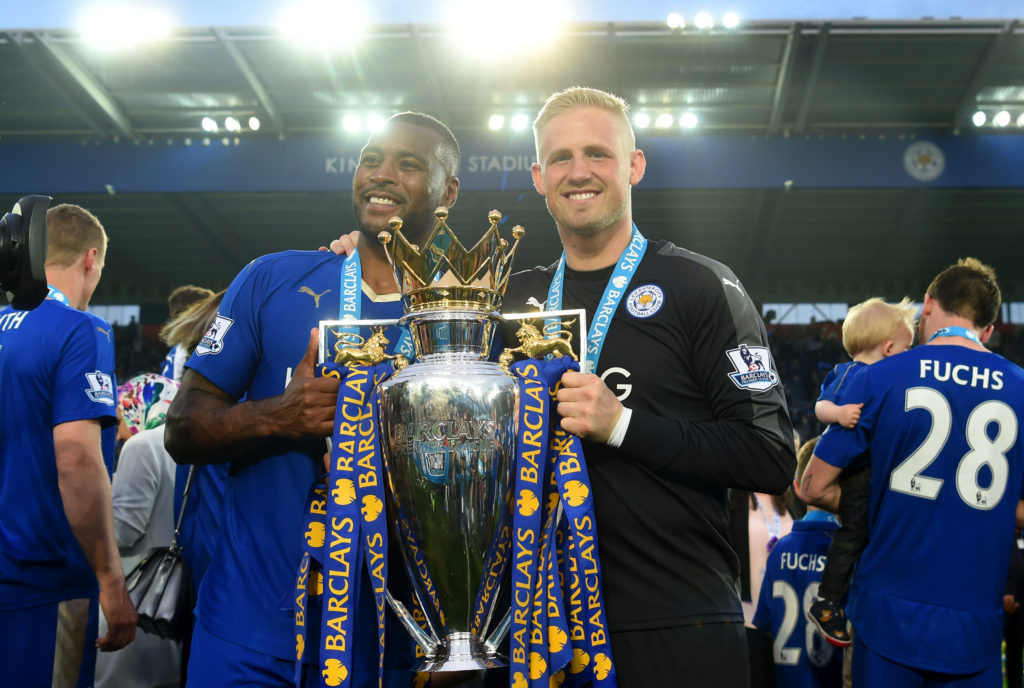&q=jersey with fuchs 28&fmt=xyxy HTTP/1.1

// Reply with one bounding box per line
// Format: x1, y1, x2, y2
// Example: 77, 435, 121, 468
814, 344, 1024, 673
502, 238, 796, 634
